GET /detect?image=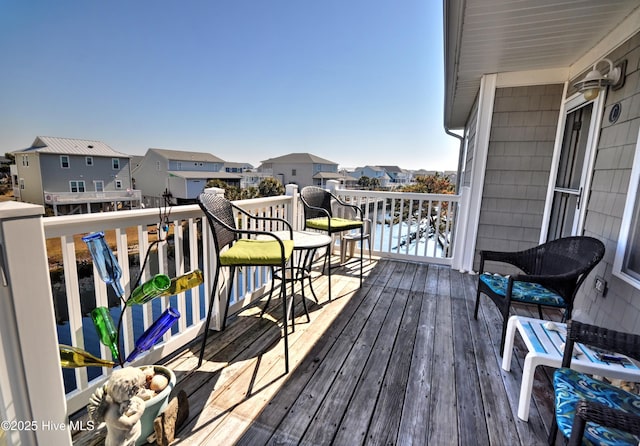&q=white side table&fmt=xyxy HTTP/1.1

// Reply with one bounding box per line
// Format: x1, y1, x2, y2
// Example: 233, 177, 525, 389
502, 315, 640, 421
